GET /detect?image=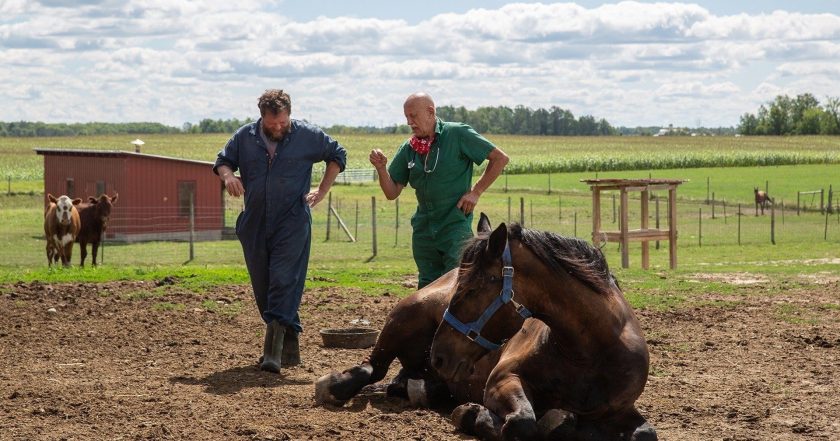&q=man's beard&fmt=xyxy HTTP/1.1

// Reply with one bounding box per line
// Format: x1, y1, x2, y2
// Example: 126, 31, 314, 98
263, 125, 290, 142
